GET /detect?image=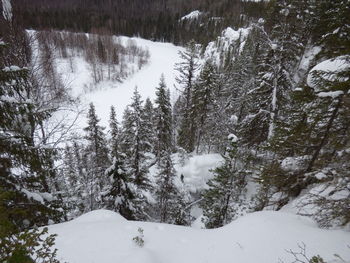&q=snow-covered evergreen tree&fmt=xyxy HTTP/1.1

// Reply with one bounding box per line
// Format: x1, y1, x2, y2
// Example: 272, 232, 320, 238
175, 40, 200, 152
142, 97, 156, 154
109, 105, 120, 157
155, 151, 180, 223
190, 60, 219, 153
0, 7, 63, 261
125, 87, 151, 189
155, 75, 173, 160
83, 103, 110, 210
103, 154, 136, 220
201, 135, 248, 228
